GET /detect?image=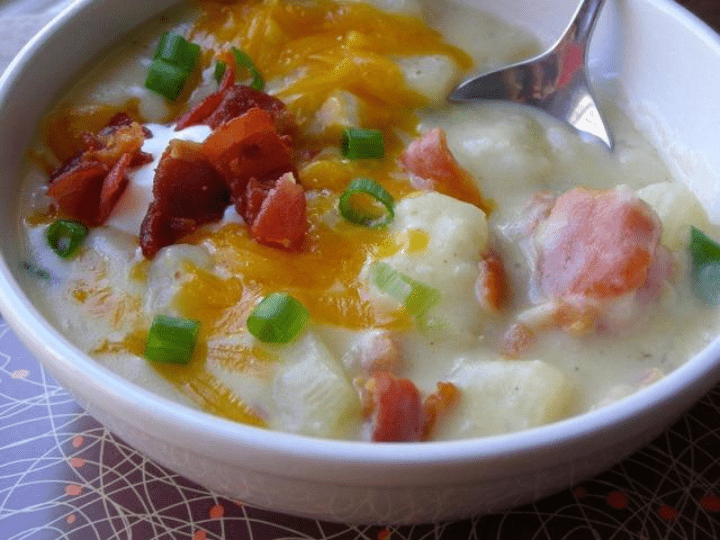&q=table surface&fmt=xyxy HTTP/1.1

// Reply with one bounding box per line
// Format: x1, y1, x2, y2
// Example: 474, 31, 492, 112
2, 1, 720, 539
